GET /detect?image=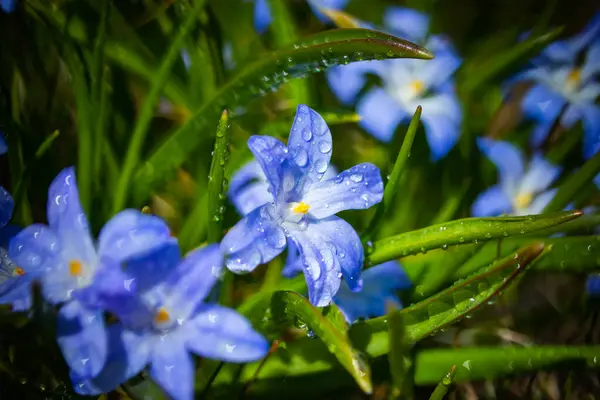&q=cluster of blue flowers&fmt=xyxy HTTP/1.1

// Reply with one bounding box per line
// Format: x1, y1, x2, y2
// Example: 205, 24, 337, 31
0, 105, 412, 398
